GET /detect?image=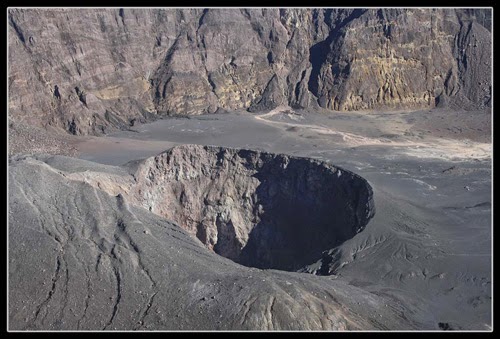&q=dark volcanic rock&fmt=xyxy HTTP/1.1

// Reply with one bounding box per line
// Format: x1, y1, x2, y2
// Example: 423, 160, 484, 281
8, 120, 78, 157
8, 8, 491, 135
